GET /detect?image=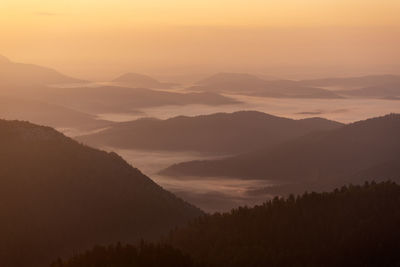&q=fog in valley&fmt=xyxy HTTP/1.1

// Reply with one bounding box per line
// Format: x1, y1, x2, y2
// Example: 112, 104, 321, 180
2, 0, 400, 265
90, 95, 400, 212
1, 56, 399, 211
